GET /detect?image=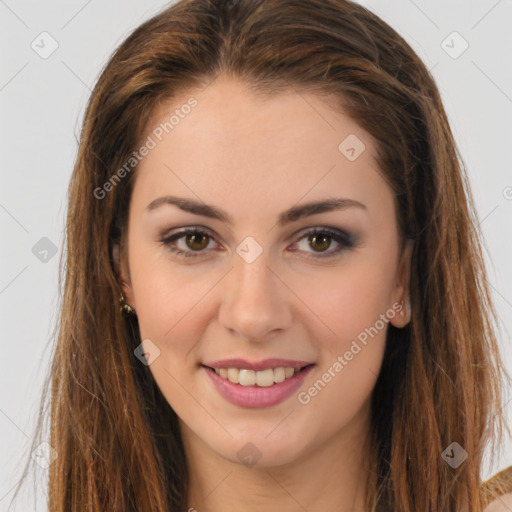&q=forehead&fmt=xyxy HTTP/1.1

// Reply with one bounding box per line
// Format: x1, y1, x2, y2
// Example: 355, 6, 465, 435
131, 76, 394, 227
